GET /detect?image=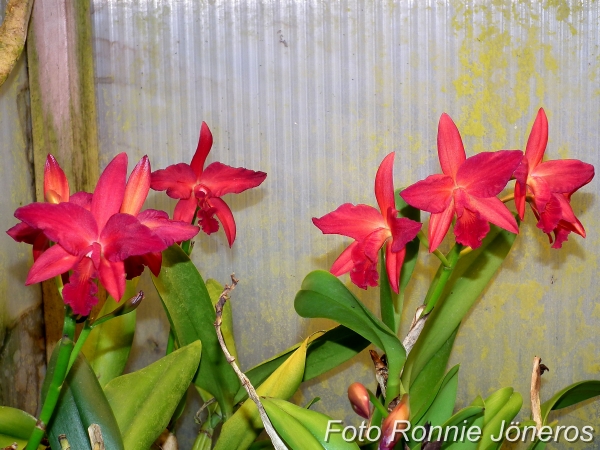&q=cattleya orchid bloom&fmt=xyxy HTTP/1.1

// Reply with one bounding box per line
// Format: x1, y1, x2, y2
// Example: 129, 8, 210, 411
8, 153, 199, 316
379, 394, 410, 450
312, 153, 422, 293
150, 122, 267, 246
401, 114, 523, 252
514, 108, 595, 248
7, 155, 92, 260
